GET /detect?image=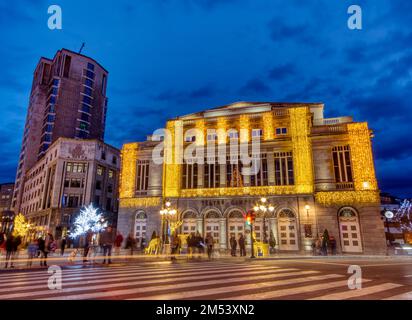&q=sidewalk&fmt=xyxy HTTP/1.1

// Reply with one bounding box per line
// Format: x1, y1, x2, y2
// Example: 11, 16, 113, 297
1, 248, 410, 272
